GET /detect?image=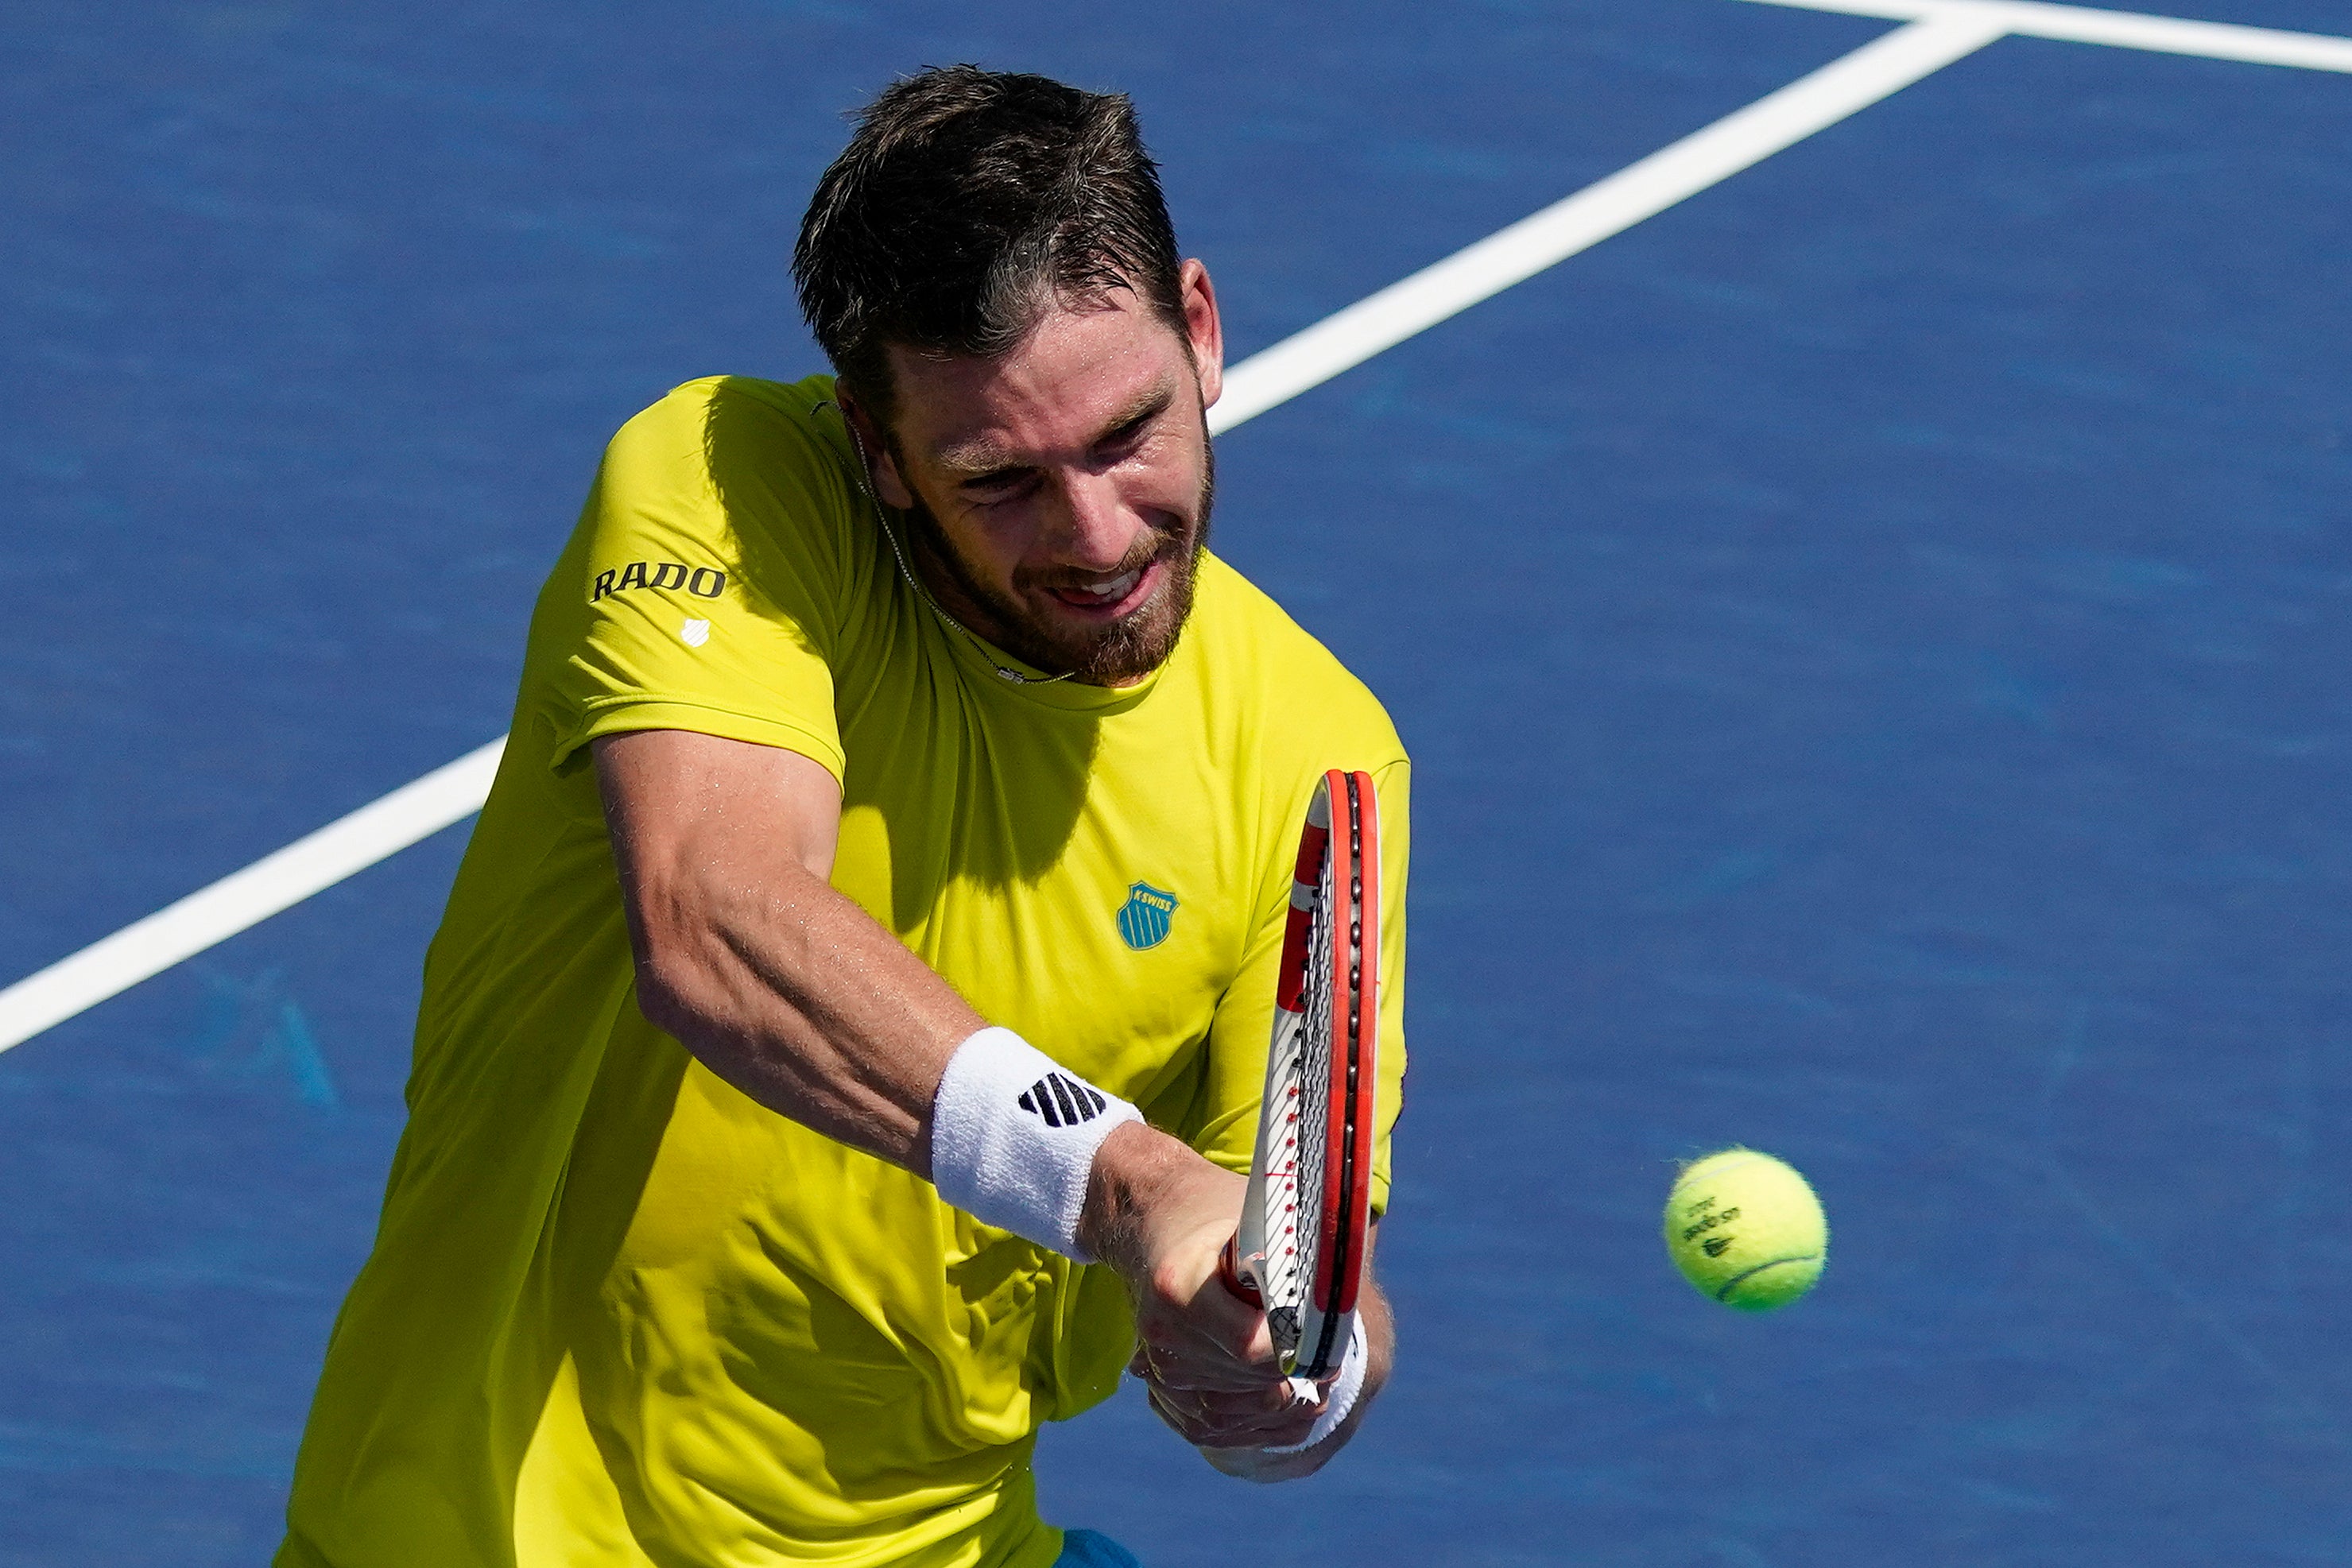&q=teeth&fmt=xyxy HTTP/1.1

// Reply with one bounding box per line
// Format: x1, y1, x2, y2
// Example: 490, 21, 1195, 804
1067, 568, 1139, 603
